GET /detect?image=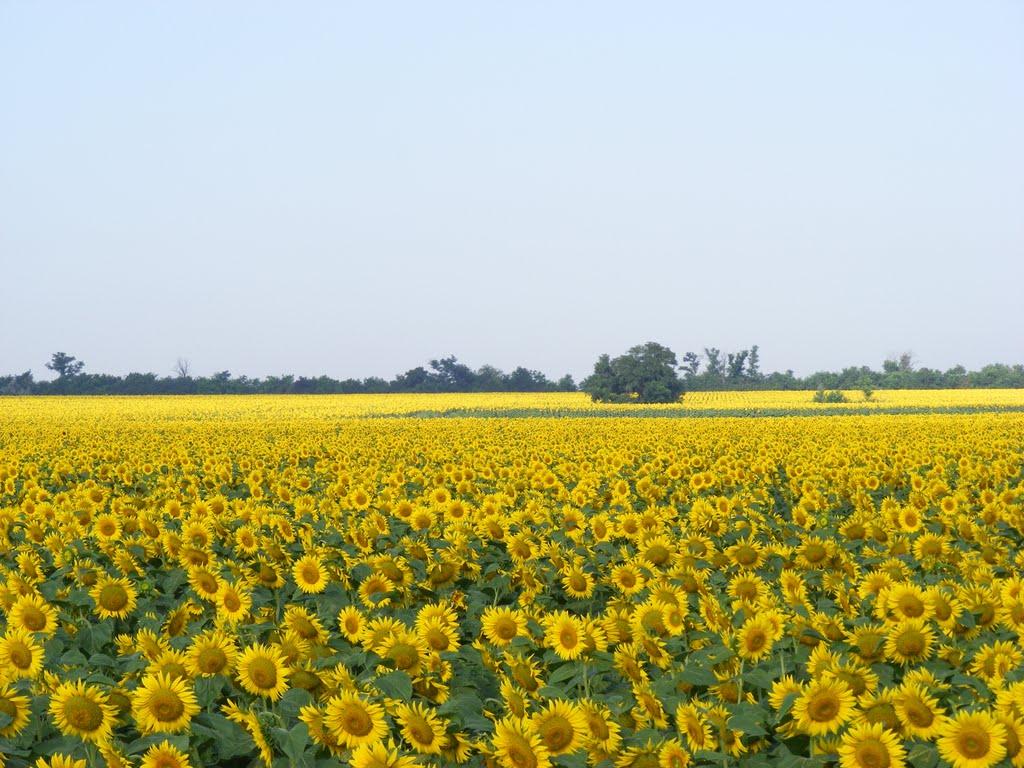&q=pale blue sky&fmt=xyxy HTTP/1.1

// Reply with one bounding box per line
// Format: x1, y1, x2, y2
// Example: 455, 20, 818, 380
2, 2, 1021, 381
